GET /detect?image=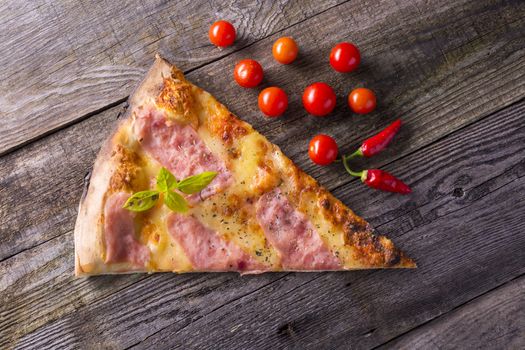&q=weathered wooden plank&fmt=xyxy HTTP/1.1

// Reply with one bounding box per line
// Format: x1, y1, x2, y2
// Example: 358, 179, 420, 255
3, 0, 525, 162
377, 275, 525, 349
331, 98, 525, 230
0, 0, 345, 155
0, 236, 148, 349
0, 103, 125, 262
4, 94, 524, 349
